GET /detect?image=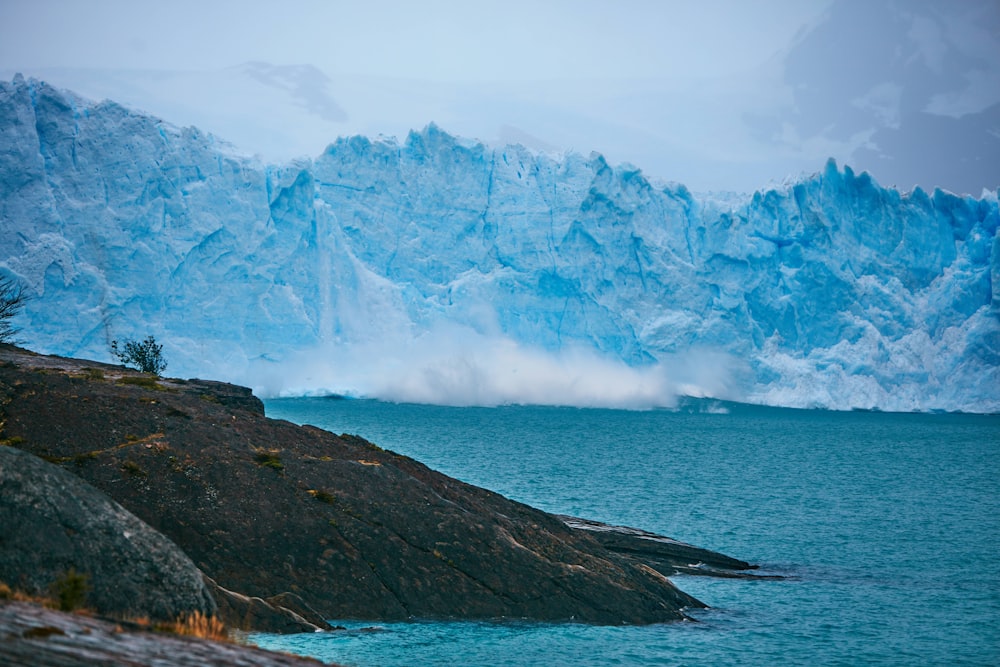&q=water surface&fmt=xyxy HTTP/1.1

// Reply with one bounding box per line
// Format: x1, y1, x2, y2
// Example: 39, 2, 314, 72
253, 398, 1000, 666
